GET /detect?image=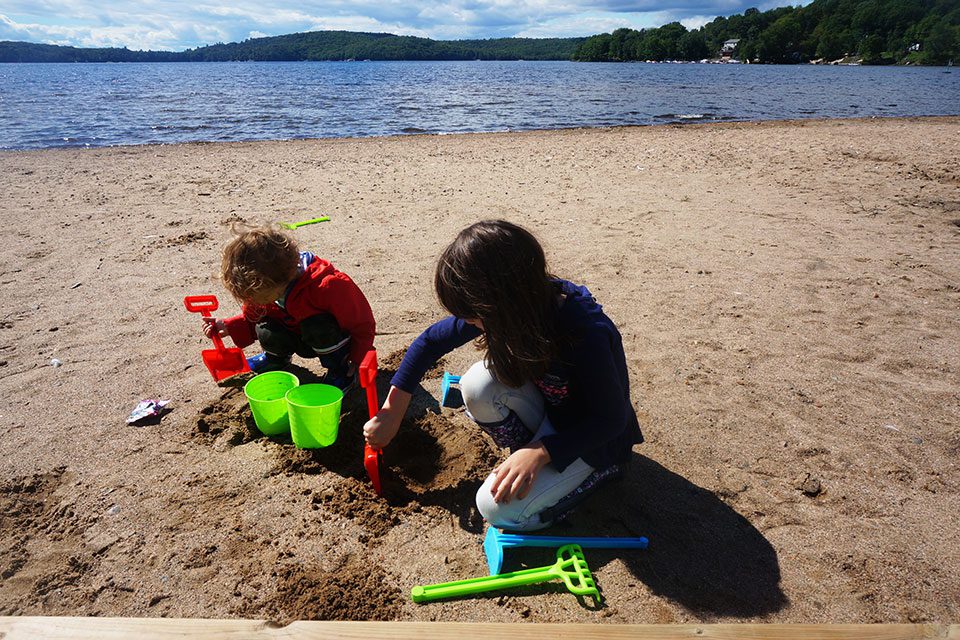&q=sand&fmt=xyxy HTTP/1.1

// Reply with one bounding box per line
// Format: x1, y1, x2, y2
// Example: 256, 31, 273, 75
0, 116, 958, 623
